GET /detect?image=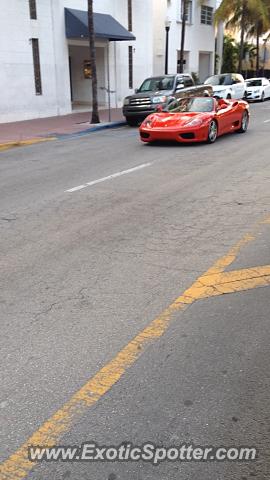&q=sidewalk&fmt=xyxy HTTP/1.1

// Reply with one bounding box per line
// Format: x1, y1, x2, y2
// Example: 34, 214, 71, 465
0, 108, 125, 145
